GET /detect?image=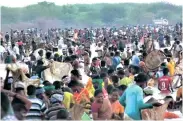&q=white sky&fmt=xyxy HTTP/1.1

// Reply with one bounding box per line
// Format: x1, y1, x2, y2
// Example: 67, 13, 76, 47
0, 0, 182, 7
